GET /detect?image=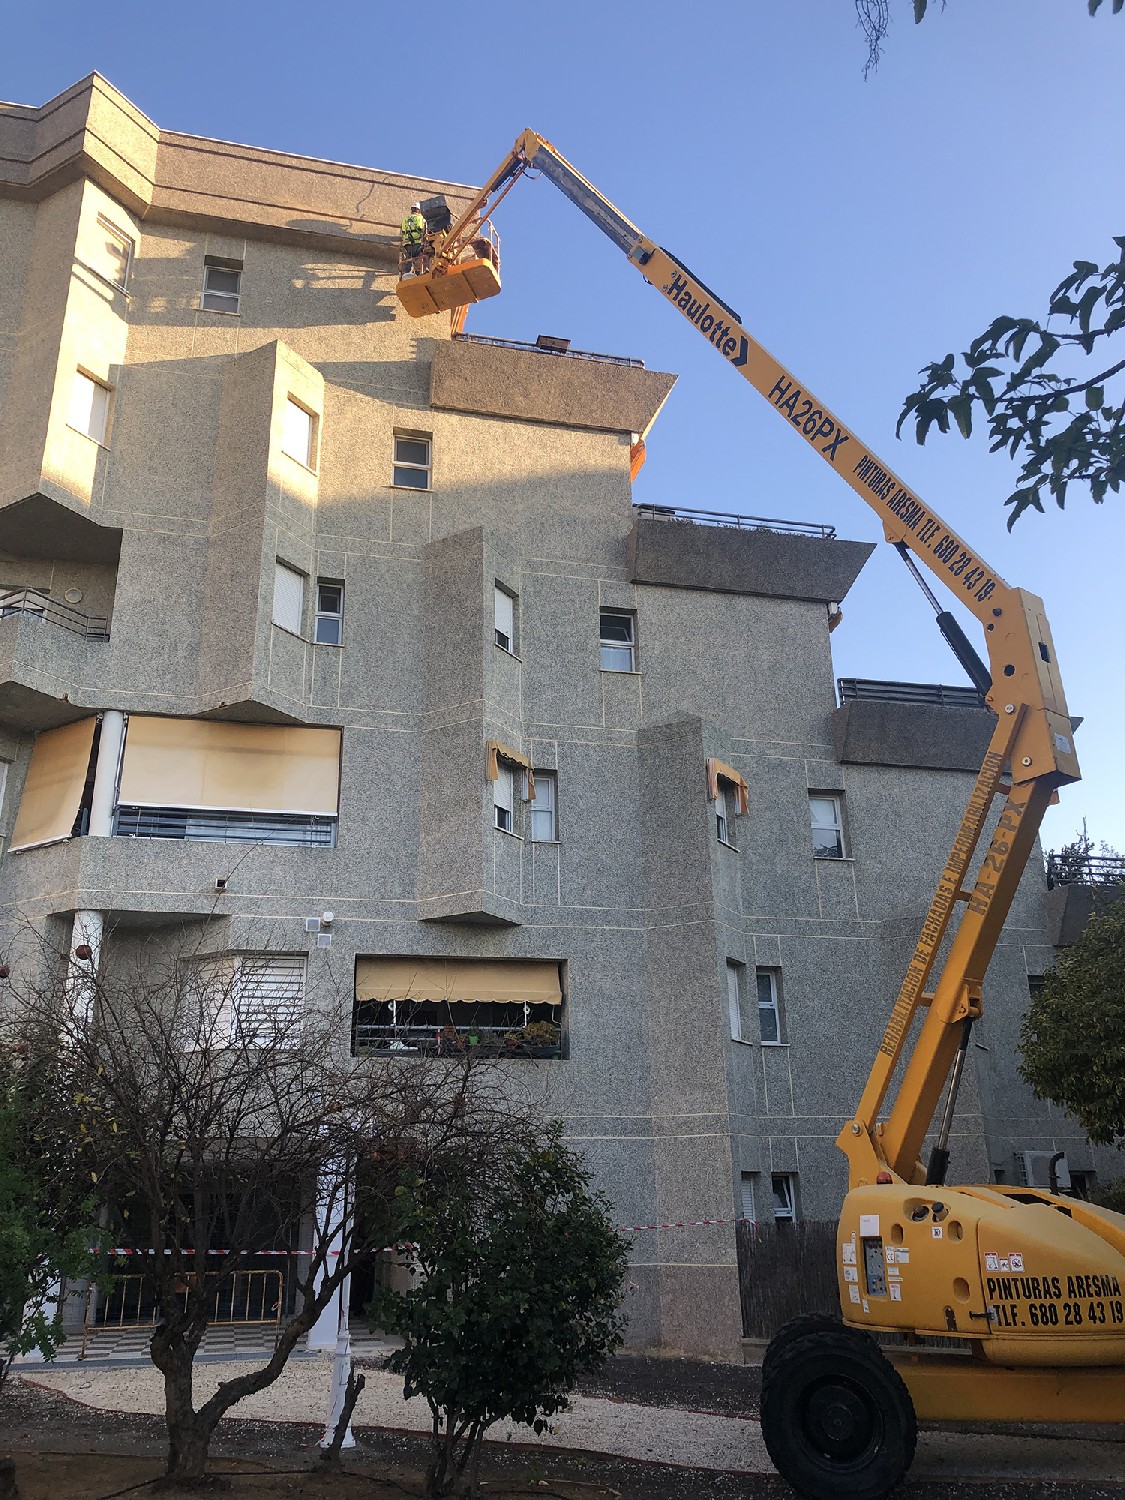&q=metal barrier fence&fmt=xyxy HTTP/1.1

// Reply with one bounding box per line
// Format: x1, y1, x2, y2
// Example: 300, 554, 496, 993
633, 502, 836, 540
80, 1267, 284, 1357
